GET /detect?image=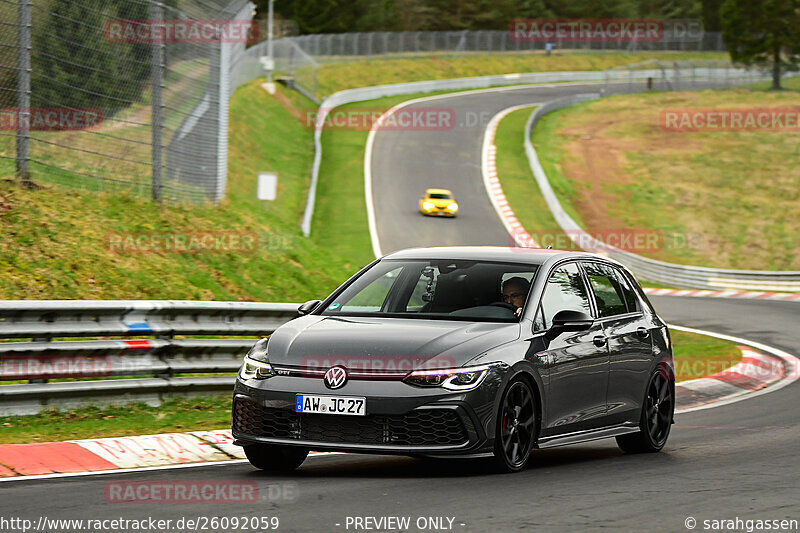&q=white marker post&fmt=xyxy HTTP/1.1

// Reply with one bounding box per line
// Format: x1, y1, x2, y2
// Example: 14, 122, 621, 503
261, 0, 276, 94
258, 172, 278, 208
260, 57, 276, 95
